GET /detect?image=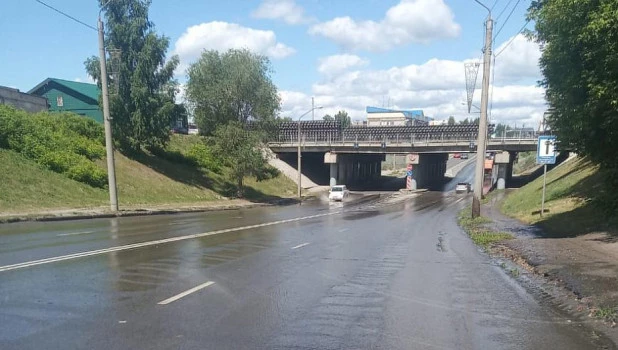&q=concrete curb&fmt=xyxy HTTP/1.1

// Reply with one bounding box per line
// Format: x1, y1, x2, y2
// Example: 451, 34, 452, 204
0, 198, 299, 225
